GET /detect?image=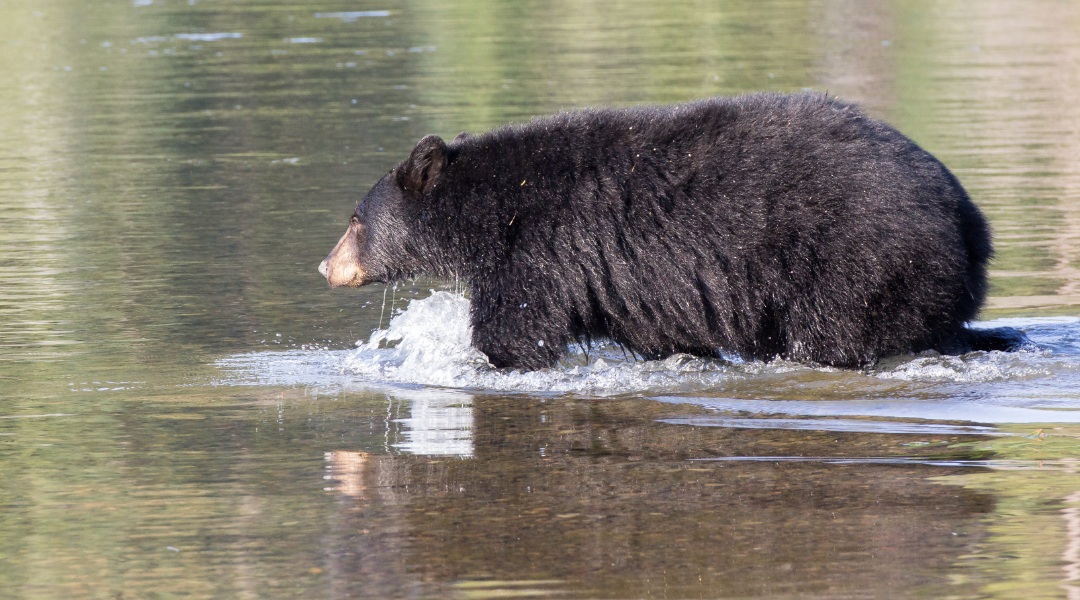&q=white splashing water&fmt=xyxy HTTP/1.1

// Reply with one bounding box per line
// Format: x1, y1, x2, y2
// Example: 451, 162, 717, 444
345, 291, 492, 386
219, 292, 749, 395
217, 292, 1080, 422
874, 352, 1053, 383
349, 292, 754, 394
